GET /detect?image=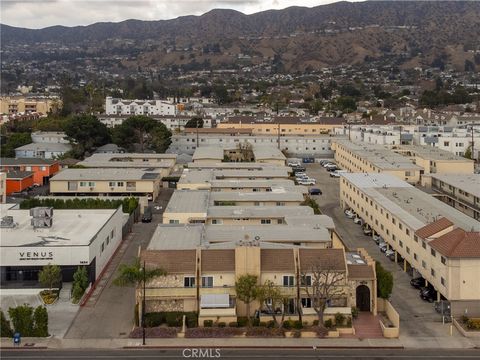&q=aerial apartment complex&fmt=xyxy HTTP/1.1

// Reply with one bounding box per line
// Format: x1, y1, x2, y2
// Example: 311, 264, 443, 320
340, 173, 480, 316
